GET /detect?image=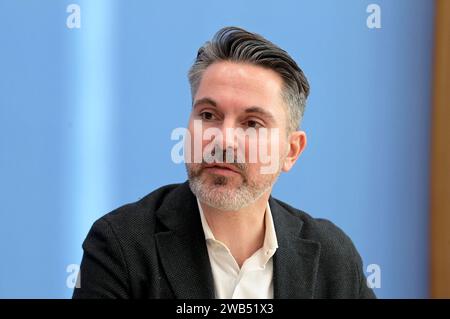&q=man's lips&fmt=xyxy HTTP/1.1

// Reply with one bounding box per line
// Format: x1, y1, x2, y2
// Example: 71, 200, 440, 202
202, 163, 241, 175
